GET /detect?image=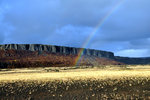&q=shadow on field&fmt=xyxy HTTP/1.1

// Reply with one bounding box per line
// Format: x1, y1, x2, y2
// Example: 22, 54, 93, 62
0, 77, 150, 100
